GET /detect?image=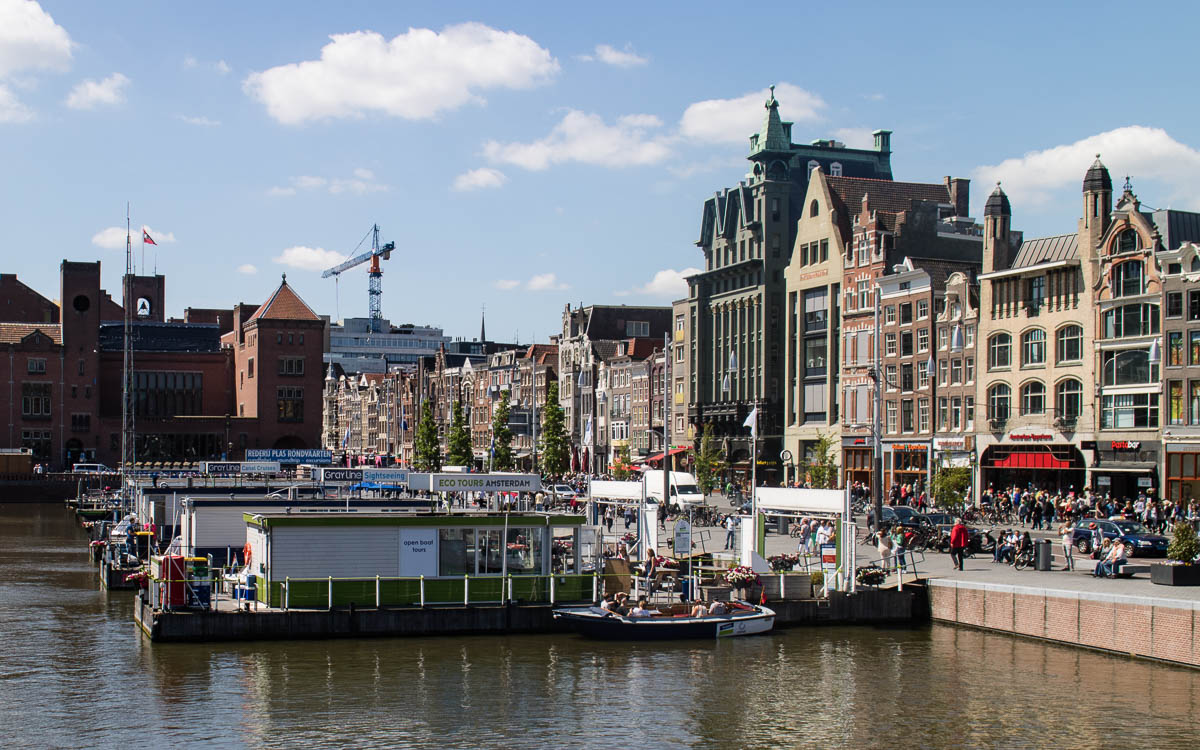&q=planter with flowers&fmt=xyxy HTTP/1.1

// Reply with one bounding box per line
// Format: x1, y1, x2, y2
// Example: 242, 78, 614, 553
1151, 522, 1200, 586
767, 553, 799, 572
724, 565, 762, 601
855, 565, 887, 587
